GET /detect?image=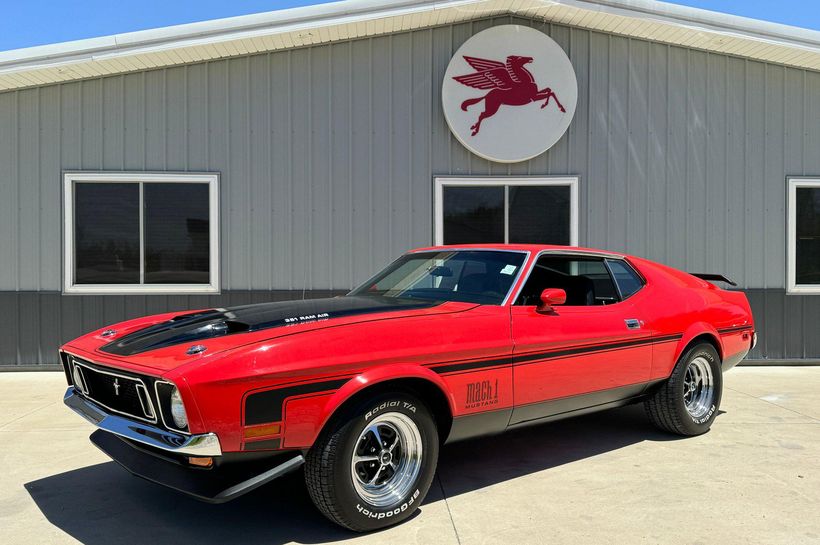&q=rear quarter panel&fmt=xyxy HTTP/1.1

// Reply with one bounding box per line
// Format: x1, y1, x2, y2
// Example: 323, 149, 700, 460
629, 257, 754, 379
